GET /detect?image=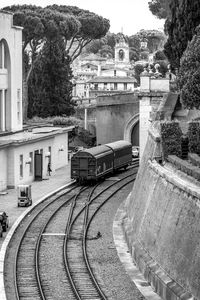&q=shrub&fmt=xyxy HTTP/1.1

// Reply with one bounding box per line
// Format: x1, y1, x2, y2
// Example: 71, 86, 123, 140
77, 127, 96, 147
52, 116, 81, 126
188, 121, 200, 155
134, 63, 144, 85
154, 50, 167, 61
161, 122, 182, 158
